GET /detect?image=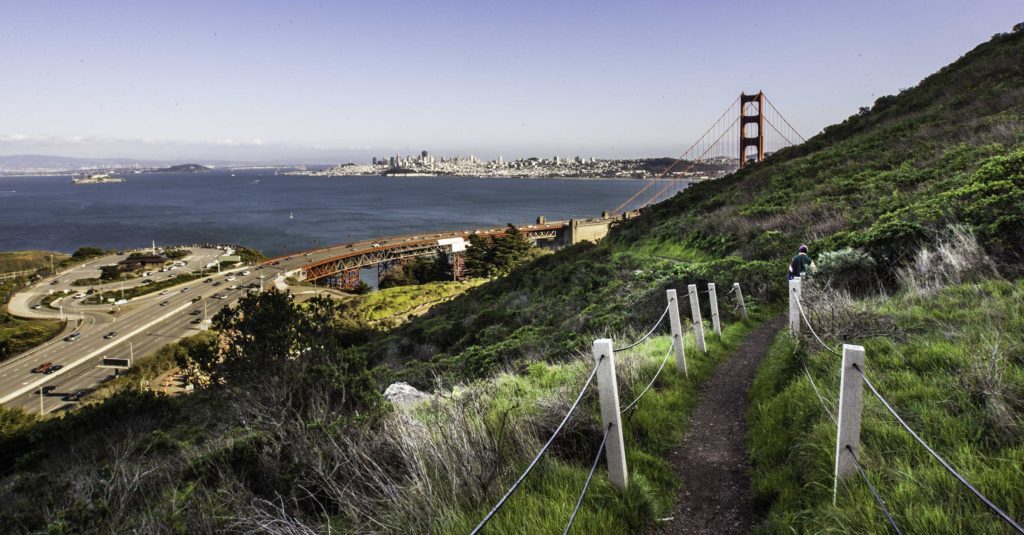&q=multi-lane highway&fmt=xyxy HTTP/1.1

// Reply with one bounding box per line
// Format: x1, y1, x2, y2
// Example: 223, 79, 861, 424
1, 226, 538, 415
2, 248, 284, 414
